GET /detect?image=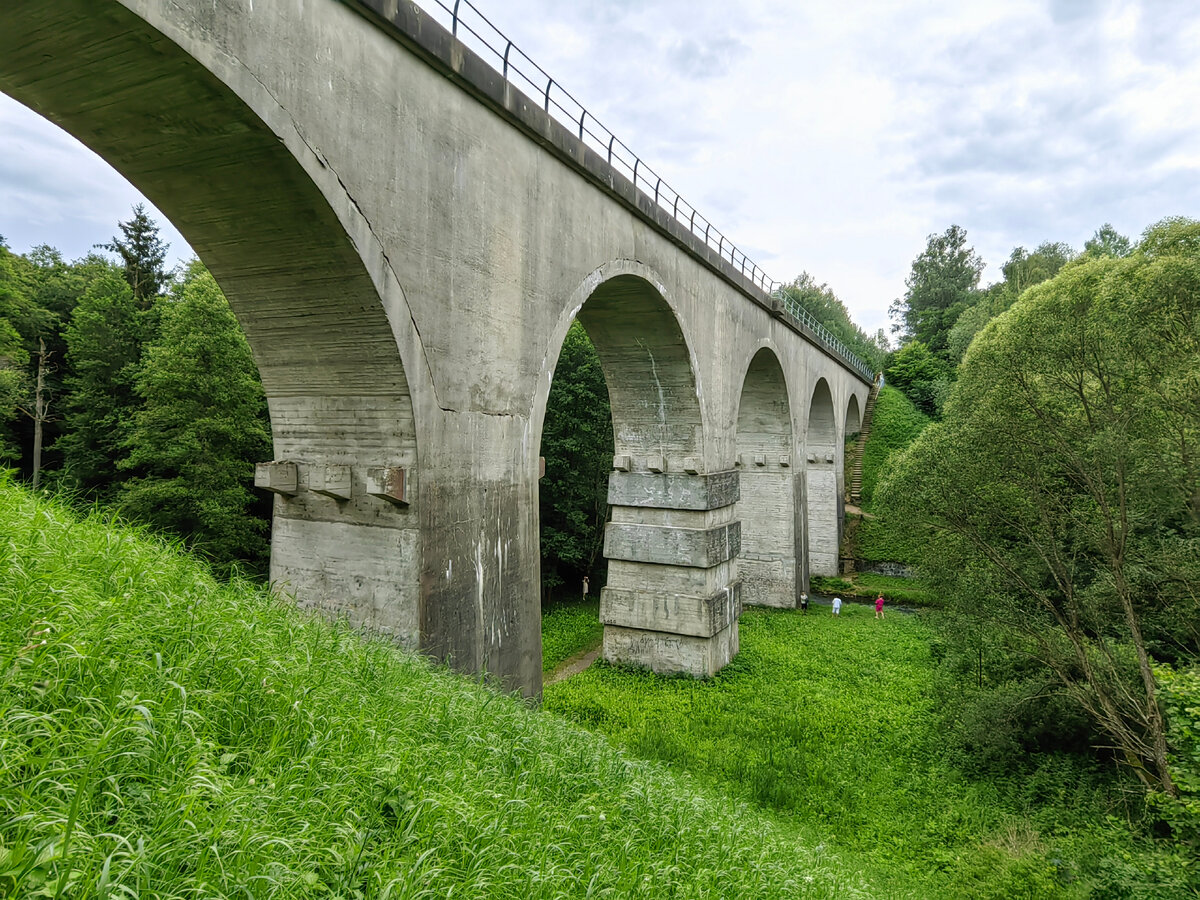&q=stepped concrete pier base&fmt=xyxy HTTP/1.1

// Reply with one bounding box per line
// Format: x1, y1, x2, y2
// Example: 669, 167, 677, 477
600, 470, 741, 676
